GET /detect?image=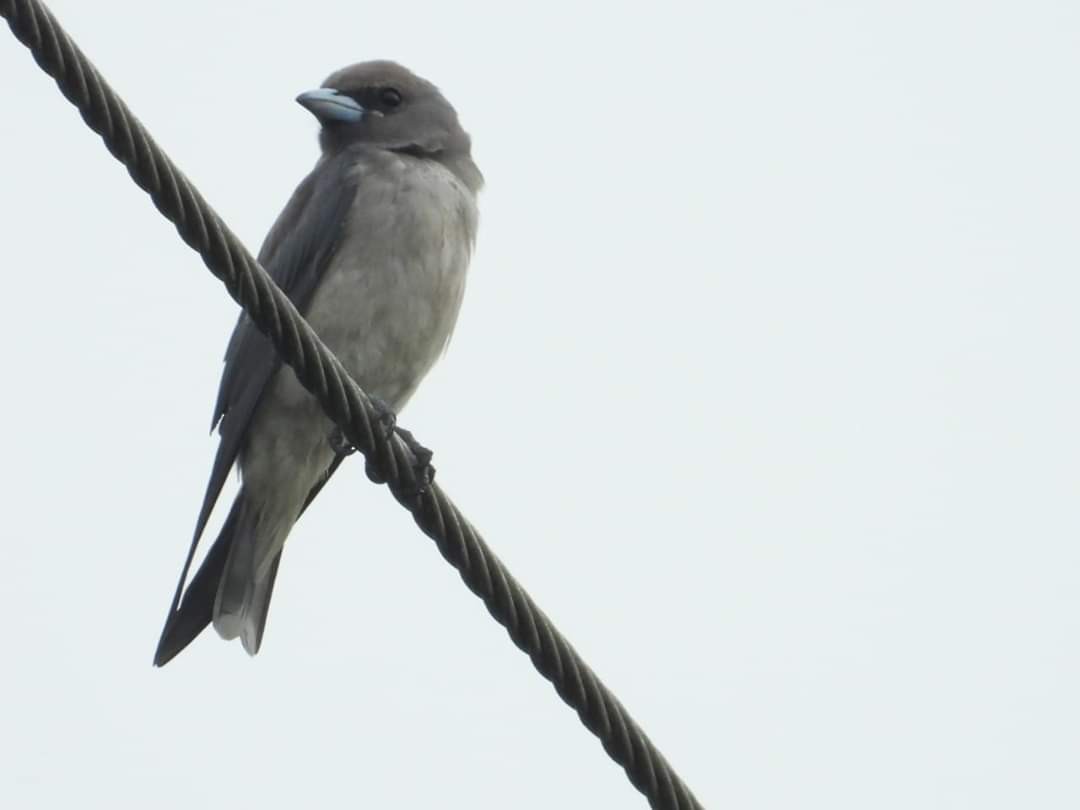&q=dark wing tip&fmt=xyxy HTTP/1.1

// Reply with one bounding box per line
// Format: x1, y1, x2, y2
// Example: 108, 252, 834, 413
152, 500, 240, 667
